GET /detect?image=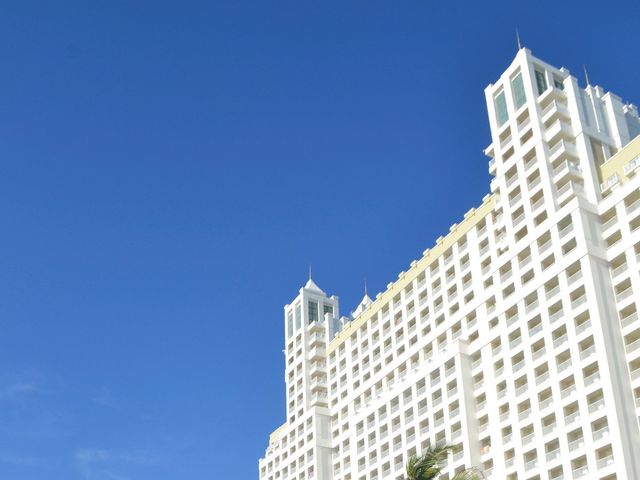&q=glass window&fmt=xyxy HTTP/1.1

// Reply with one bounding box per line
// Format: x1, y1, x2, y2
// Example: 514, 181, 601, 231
295, 303, 301, 329
324, 304, 333, 316
308, 301, 318, 323
288, 312, 294, 338
495, 91, 509, 126
554, 77, 564, 90
535, 70, 548, 95
511, 73, 526, 109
